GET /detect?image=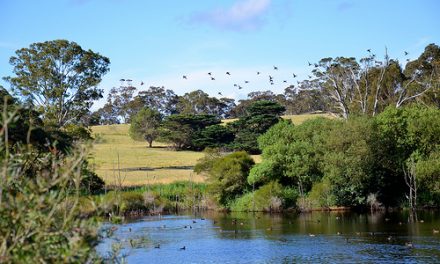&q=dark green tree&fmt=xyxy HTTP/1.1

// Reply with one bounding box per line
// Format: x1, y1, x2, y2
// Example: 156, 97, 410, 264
229, 100, 285, 154
4, 39, 110, 127
159, 114, 220, 150
192, 124, 234, 150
